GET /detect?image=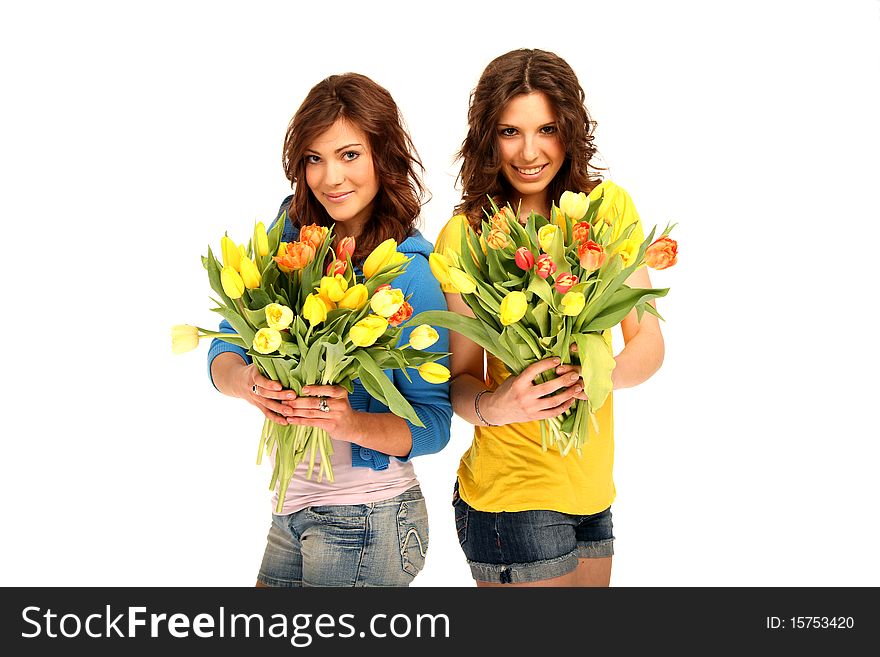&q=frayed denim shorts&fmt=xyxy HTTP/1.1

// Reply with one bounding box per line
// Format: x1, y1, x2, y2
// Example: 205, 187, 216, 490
258, 485, 428, 587
452, 481, 614, 584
